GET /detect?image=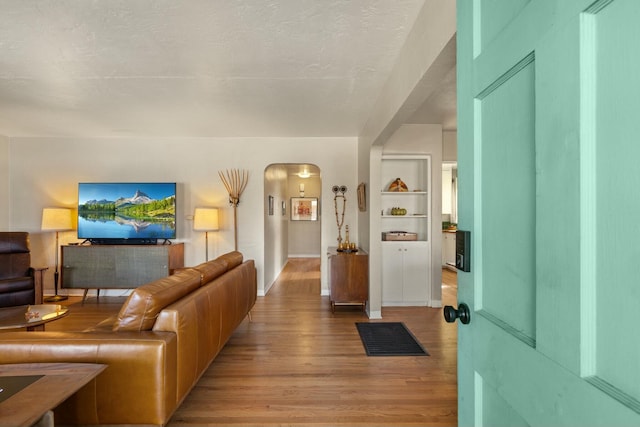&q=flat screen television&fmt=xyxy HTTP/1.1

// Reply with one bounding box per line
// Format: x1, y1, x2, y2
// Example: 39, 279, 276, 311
78, 182, 176, 244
